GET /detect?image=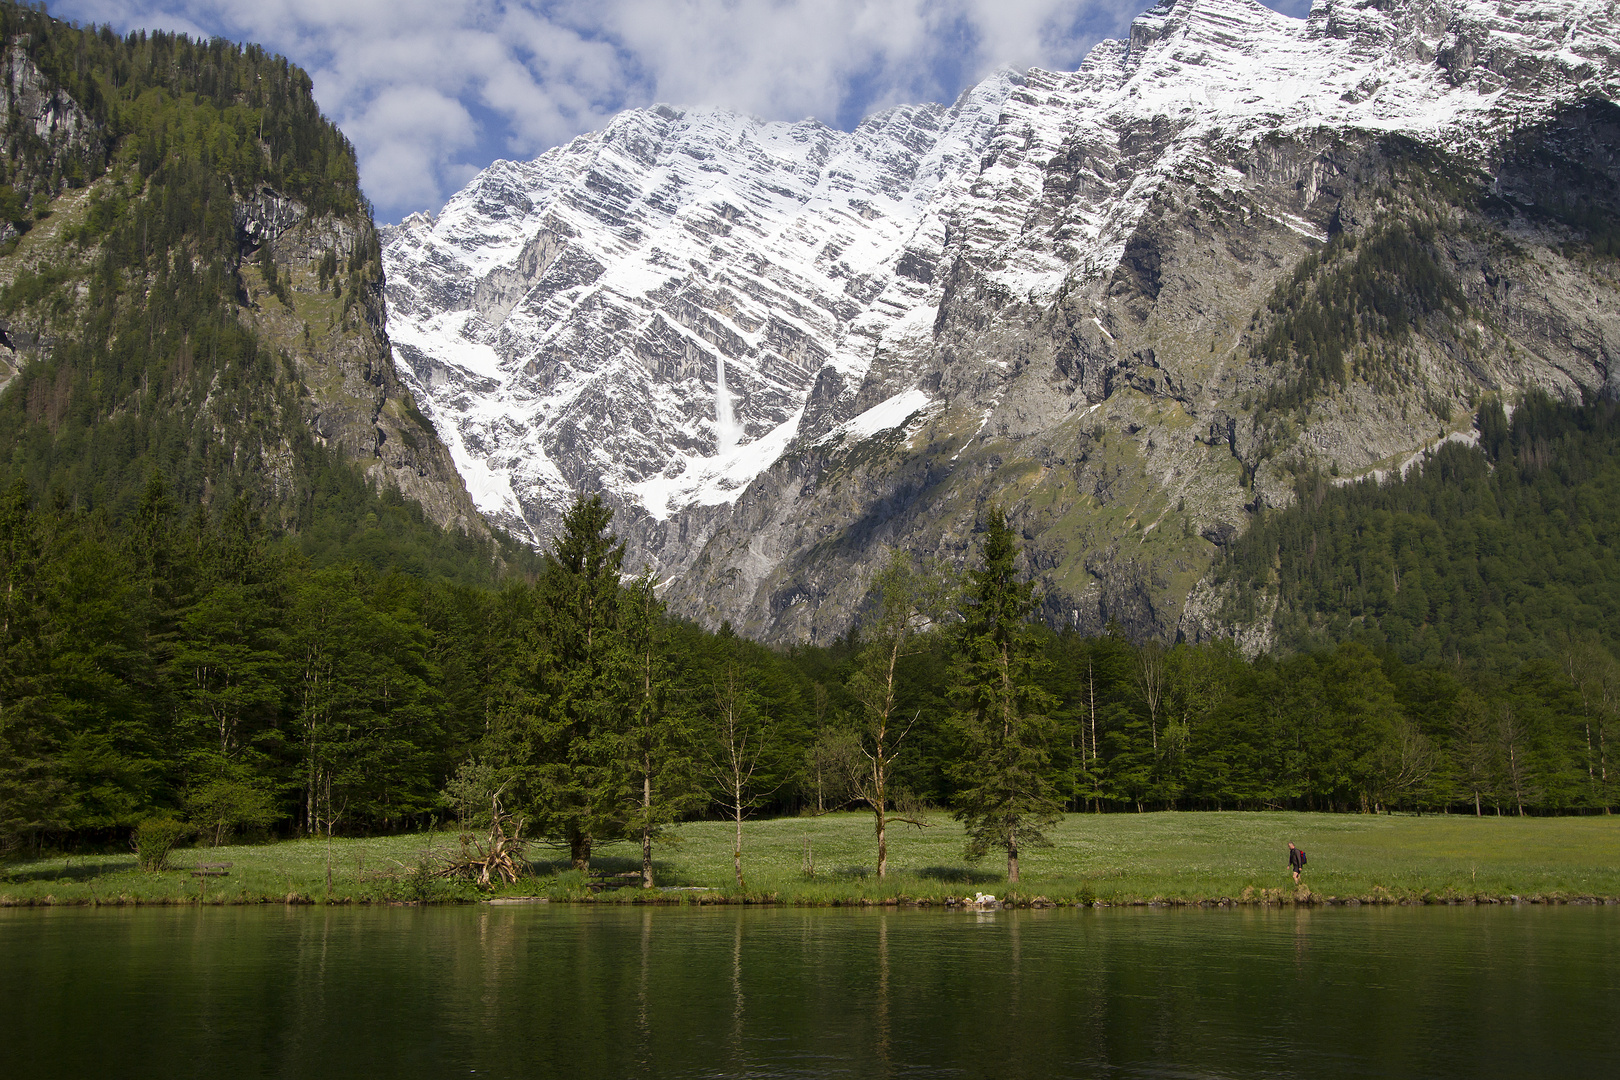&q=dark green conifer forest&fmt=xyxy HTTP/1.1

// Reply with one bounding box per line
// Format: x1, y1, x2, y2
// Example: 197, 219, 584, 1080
4, 452, 1616, 860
